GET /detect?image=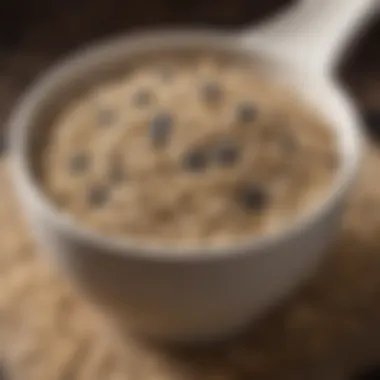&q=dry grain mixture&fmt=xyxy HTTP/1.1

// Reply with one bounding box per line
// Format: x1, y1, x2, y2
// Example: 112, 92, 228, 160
36, 52, 339, 245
